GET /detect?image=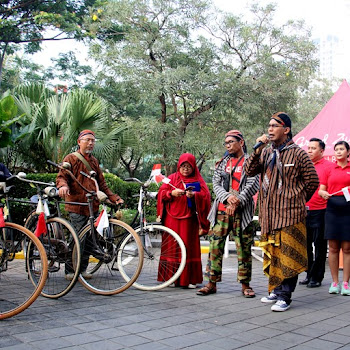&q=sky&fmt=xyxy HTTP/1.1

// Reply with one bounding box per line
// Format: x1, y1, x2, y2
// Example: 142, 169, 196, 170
32, 0, 350, 77
214, 0, 349, 38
